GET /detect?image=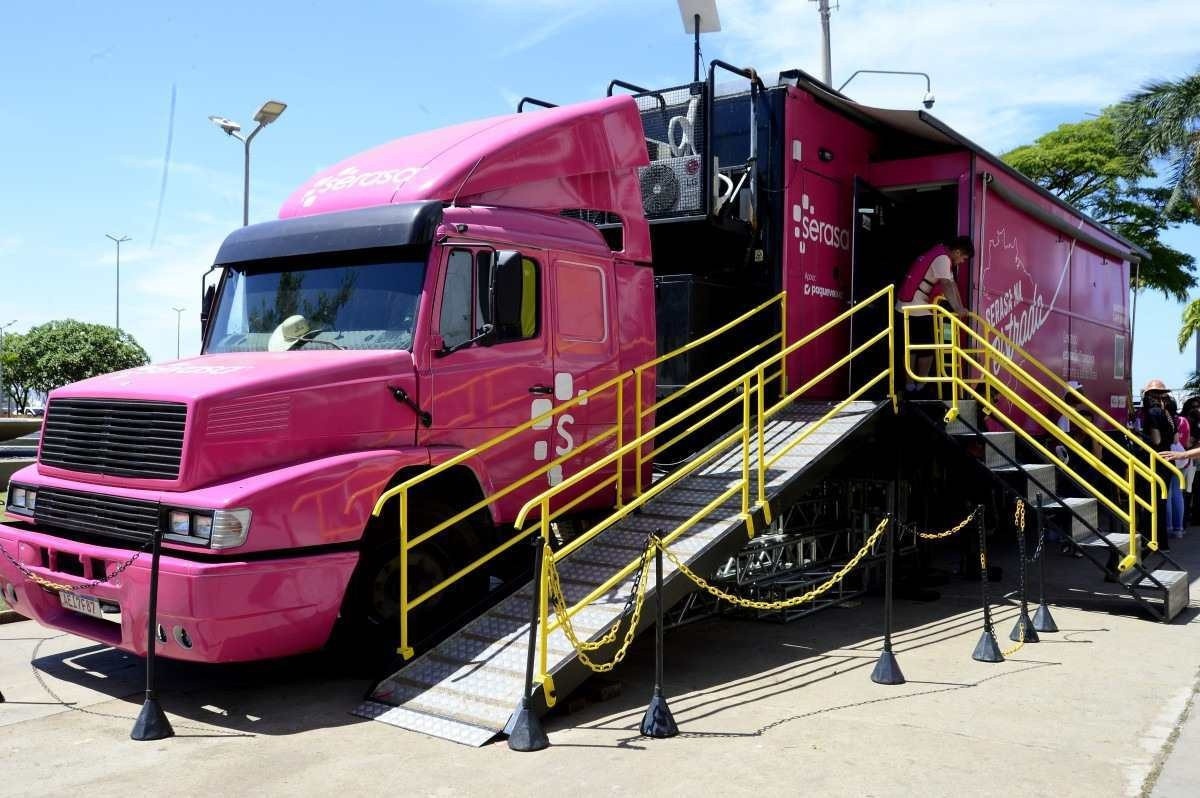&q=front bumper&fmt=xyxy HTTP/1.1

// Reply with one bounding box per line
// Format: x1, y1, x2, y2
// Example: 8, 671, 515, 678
0, 522, 358, 663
